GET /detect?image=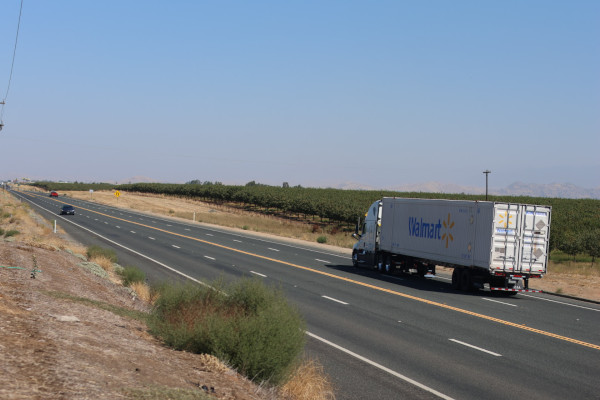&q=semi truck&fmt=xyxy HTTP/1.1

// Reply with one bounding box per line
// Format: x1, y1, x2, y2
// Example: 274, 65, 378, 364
352, 197, 551, 293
